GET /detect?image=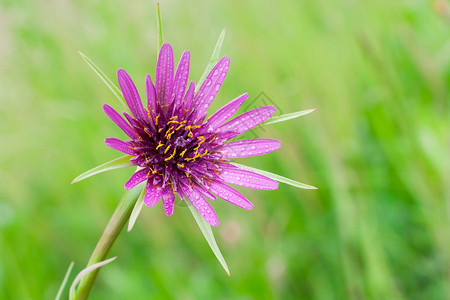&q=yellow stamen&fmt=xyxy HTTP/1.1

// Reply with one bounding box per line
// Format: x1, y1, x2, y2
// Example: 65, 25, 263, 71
155, 115, 160, 126
170, 116, 178, 120
164, 144, 171, 154
147, 109, 152, 120
165, 148, 177, 161
156, 142, 164, 150
166, 132, 174, 140
165, 124, 177, 138
180, 149, 187, 157
144, 128, 152, 137
167, 120, 178, 125
177, 163, 185, 168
